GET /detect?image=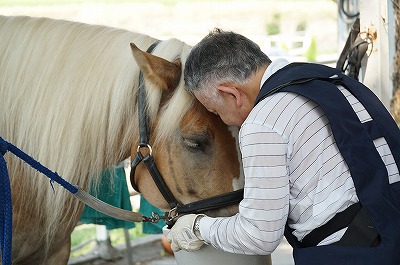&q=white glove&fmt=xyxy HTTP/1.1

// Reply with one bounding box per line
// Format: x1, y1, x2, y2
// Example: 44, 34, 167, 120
166, 214, 205, 252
